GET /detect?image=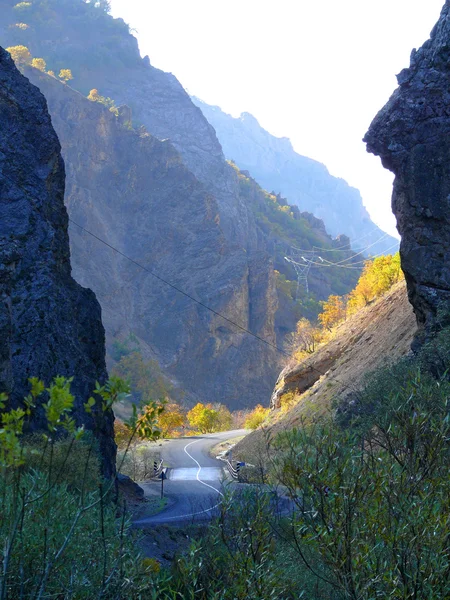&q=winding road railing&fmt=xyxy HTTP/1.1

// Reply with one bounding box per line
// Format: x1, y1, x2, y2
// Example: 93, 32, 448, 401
151, 459, 164, 479
223, 458, 240, 481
